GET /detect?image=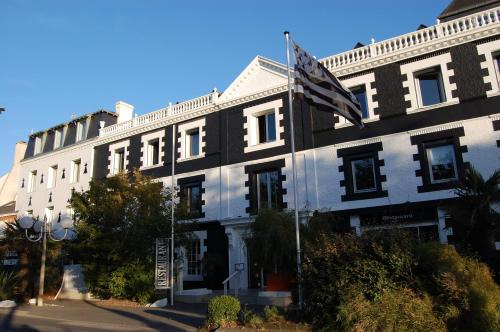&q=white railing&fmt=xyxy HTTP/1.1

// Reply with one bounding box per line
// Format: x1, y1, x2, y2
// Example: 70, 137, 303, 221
320, 7, 500, 70
222, 270, 241, 297
99, 91, 218, 137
